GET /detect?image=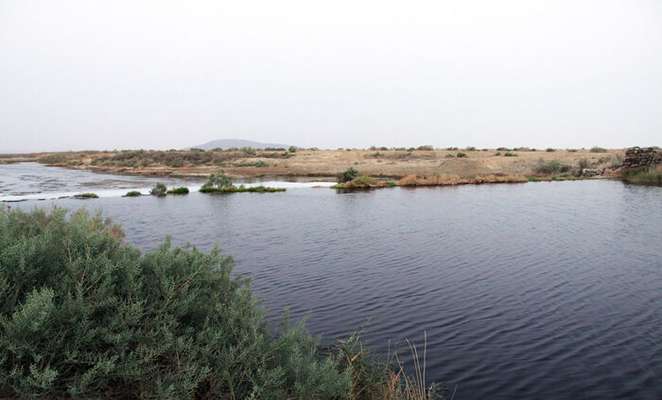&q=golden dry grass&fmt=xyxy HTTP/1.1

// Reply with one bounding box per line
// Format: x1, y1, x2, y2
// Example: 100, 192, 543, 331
5, 148, 624, 180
